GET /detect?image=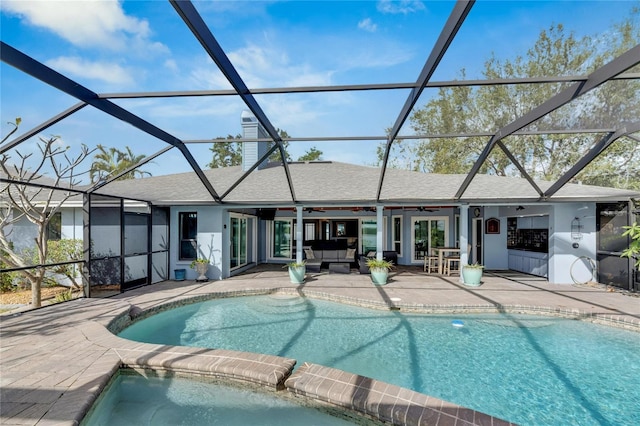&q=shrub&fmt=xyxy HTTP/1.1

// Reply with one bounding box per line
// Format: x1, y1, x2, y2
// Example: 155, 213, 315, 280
0, 242, 16, 292
54, 289, 73, 303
